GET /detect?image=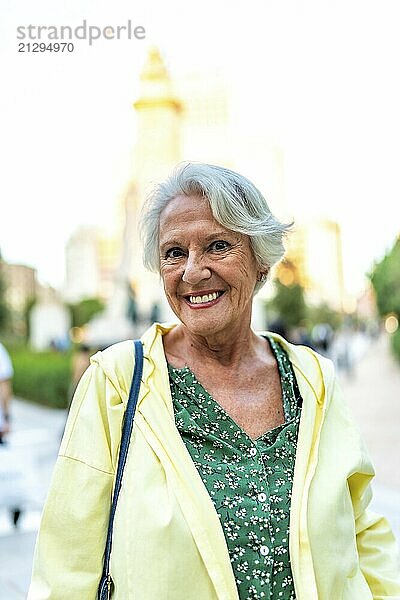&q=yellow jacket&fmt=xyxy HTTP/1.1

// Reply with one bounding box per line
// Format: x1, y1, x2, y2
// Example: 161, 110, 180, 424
29, 323, 400, 599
